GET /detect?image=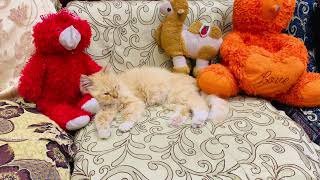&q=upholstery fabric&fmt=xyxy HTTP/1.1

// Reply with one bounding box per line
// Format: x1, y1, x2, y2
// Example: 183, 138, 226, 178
61, 0, 97, 7
0, 99, 75, 179
285, 0, 318, 72
0, 0, 57, 93
315, 0, 320, 61
72, 97, 320, 179
66, 0, 233, 72
273, 101, 320, 144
